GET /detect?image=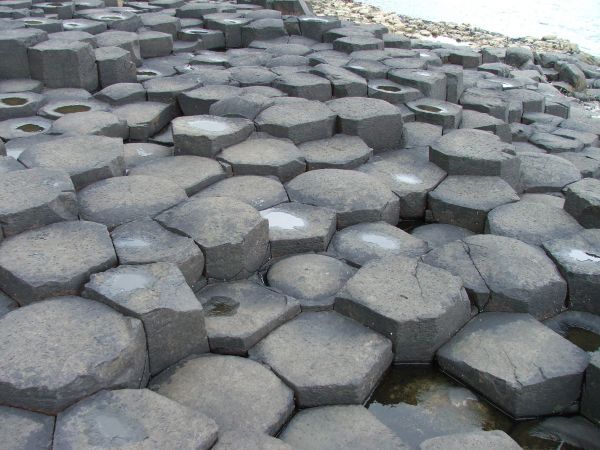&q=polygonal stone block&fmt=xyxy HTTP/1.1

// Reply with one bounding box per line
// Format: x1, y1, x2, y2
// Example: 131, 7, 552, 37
406, 97, 463, 129
113, 102, 177, 141
94, 30, 142, 66
388, 69, 447, 100
94, 82, 146, 106
564, 178, 600, 228
0, 296, 148, 414
460, 87, 510, 122
298, 134, 372, 170
173, 115, 255, 158
411, 223, 475, 249
326, 97, 403, 151
460, 109, 511, 142
486, 199, 583, 246
206, 16, 252, 48
420, 431, 521, 450
0, 167, 77, 238
367, 79, 422, 104
156, 196, 268, 280
19, 135, 124, 189
138, 30, 173, 58
582, 351, 600, 425
51, 110, 129, 139
250, 311, 392, 406
437, 312, 589, 418
195, 175, 288, 210
0, 116, 52, 141
260, 202, 336, 257
0, 91, 44, 121
213, 431, 293, 450
519, 152, 581, 193
273, 72, 332, 101
336, 255, 471, 362
0, 156, 23, 173
0, 220, 117, 303
123, 142, 173, 169
150, 354, 294, 435
83, 262, 209, 375
423, 234, 567, 317
241, 18, 287, 47
310, 63, 367, 97
28, 40, 98, 91
286, 169, 400, 228
179, 85, 242, 115
78, 175, 187, 229
0, 28, 47, 79
401, 122, 443, 148
0, 406, 55, 450
94, 45, 137, 87
54, 389, 218, 450
196, 280, 300, 355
